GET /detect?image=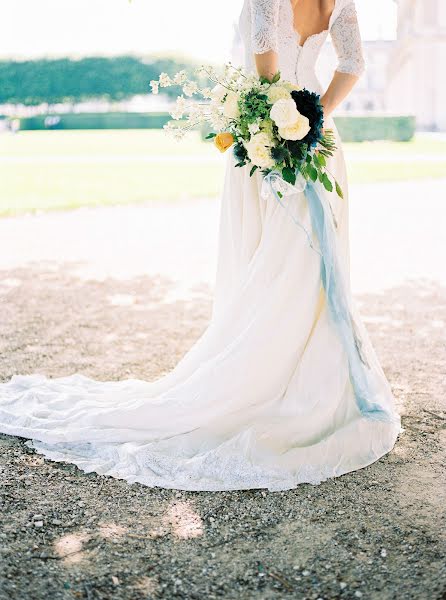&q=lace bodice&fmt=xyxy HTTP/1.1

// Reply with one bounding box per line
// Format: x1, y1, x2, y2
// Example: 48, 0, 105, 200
238, 0, 365, 94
